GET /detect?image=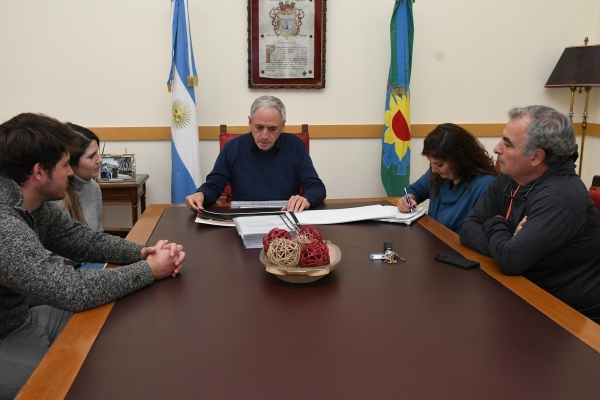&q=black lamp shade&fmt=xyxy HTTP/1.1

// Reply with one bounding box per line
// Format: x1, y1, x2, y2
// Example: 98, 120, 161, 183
545, 44, 600, 87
